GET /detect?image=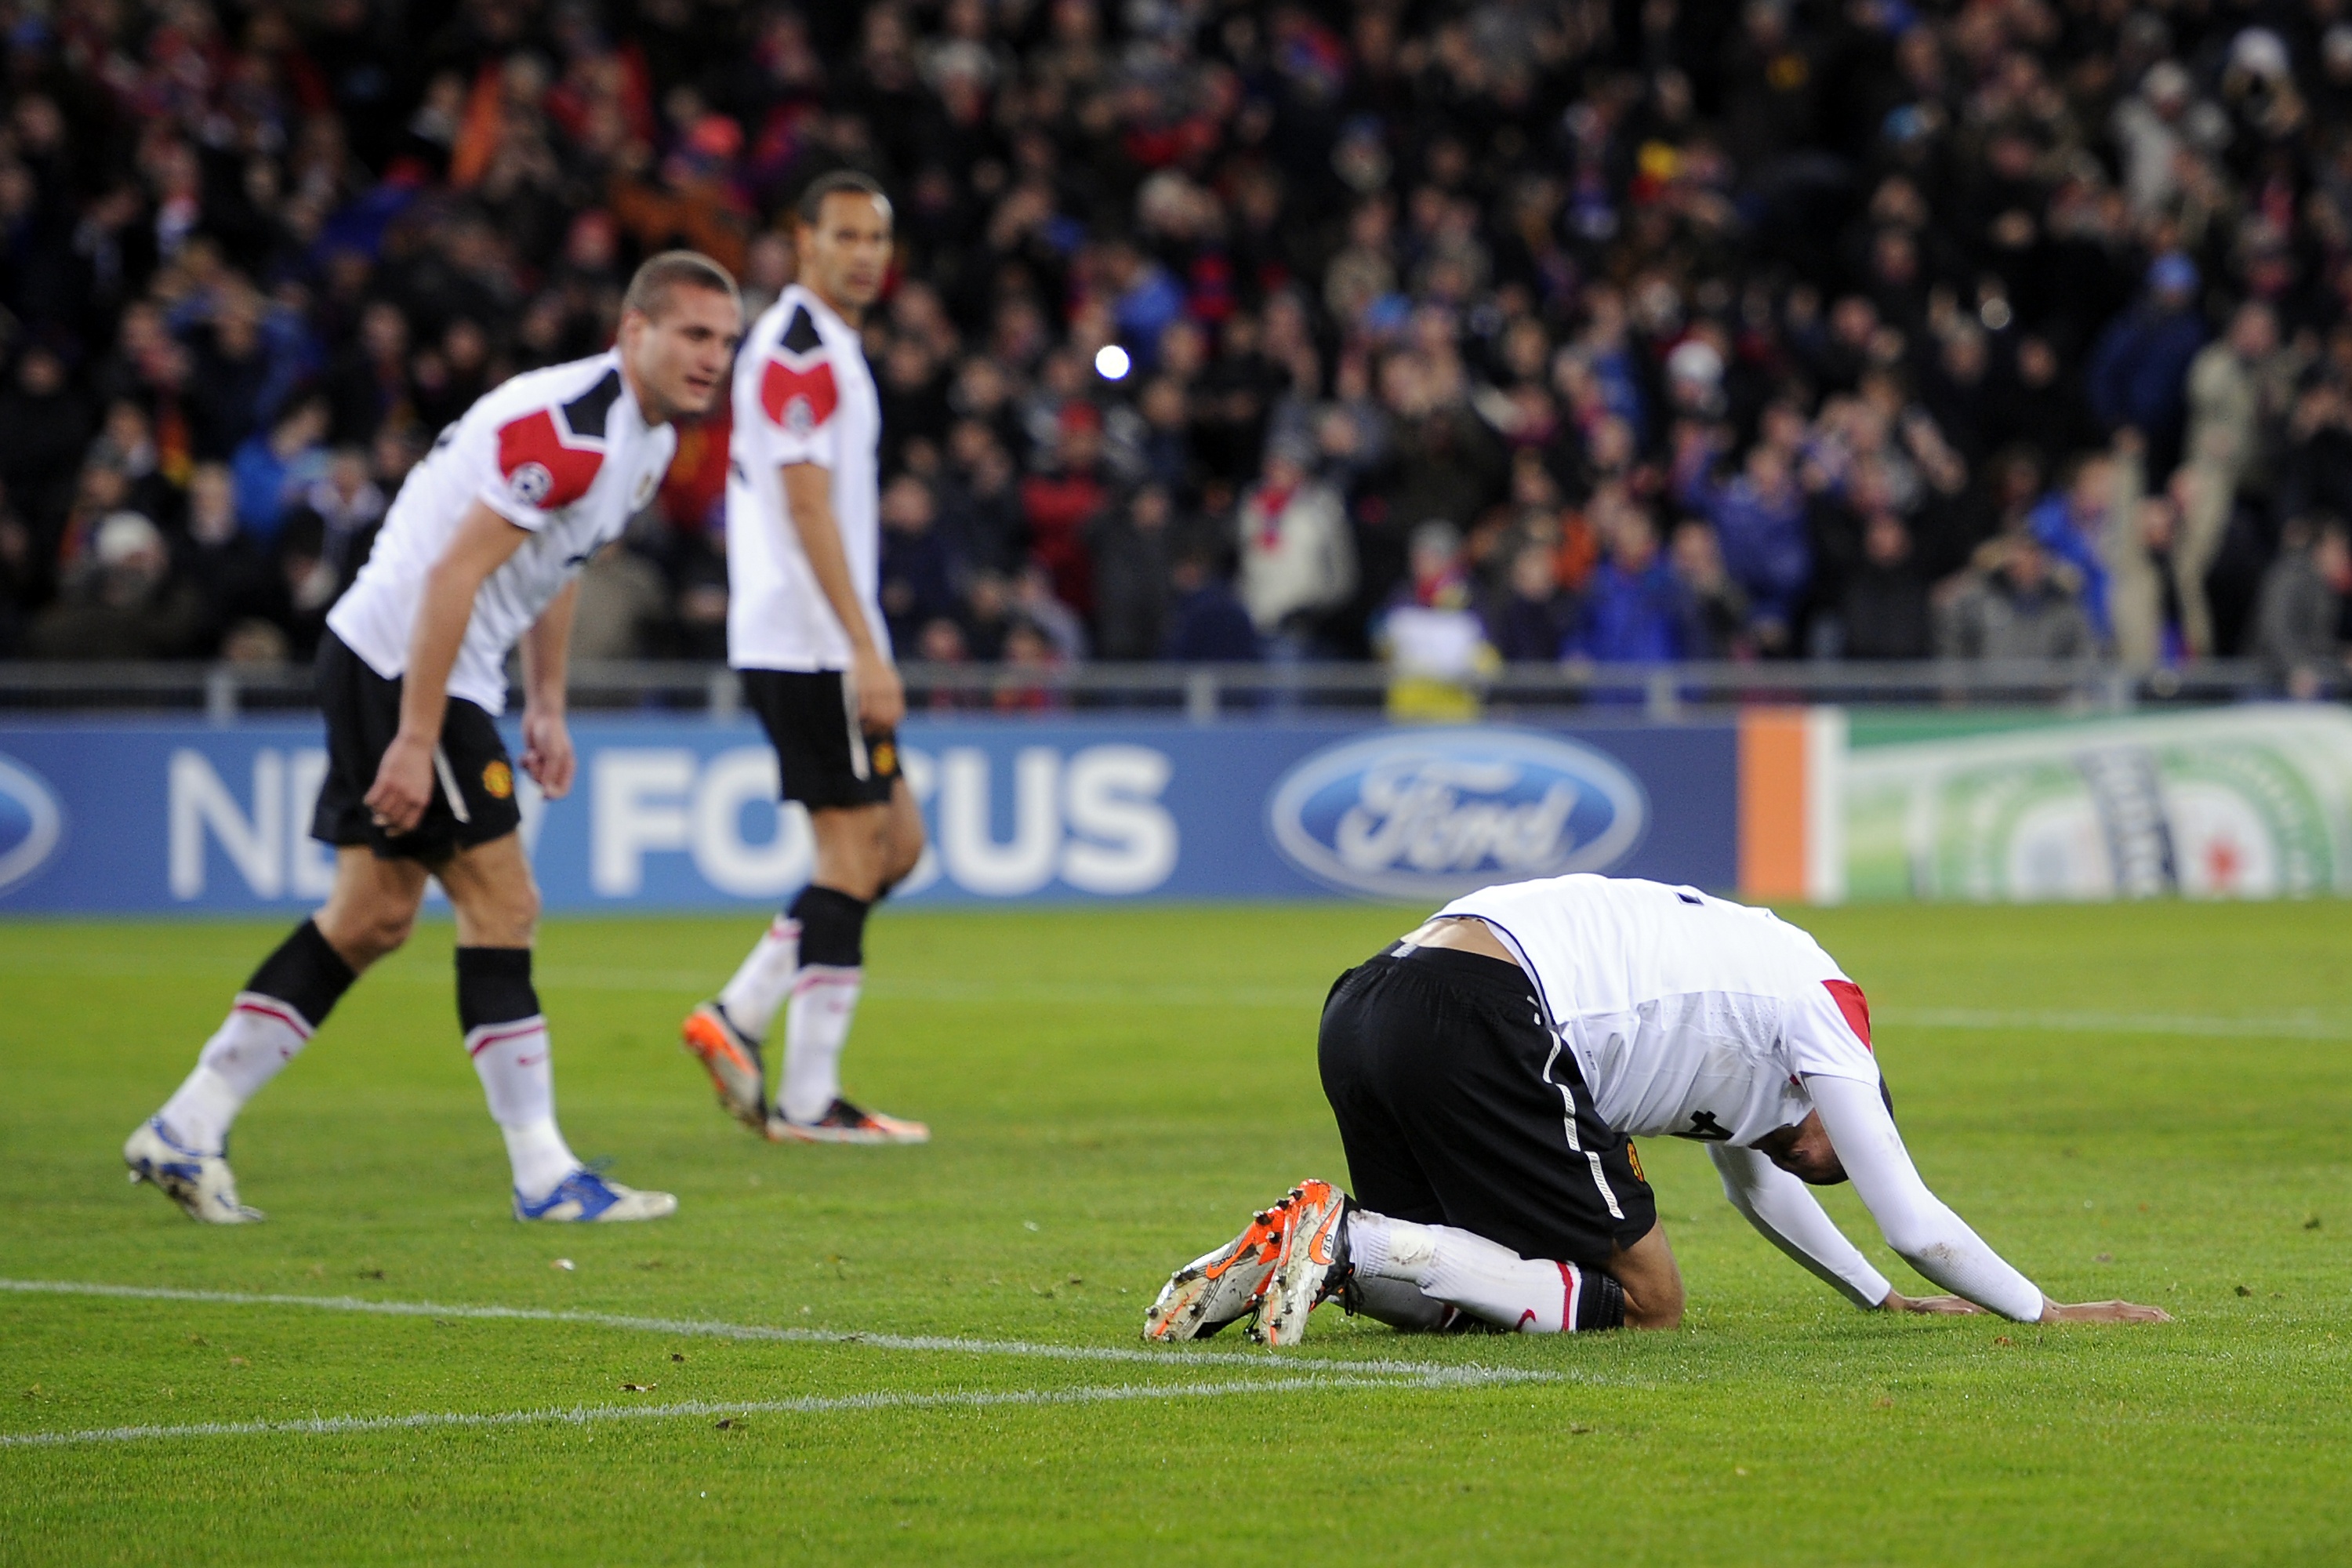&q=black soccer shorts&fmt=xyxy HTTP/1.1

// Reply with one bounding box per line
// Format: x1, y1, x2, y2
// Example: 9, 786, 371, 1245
310, 630, 524, 861
742, 667, 902, 811
1317, 945, 1658, 1270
